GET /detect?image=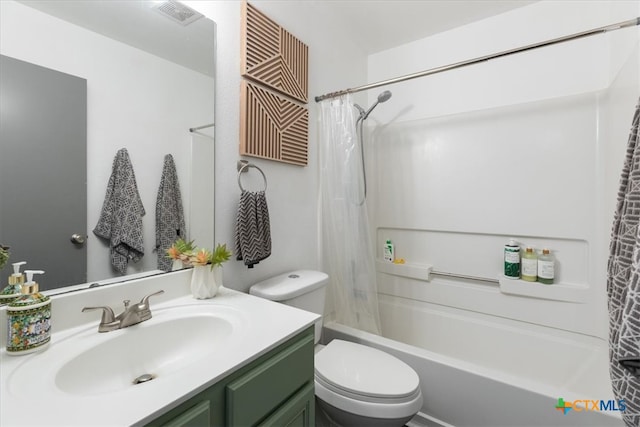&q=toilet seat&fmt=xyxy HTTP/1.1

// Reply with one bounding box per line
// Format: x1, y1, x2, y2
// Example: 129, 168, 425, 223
315, 339, 420, 399
314, 340, 423, 419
